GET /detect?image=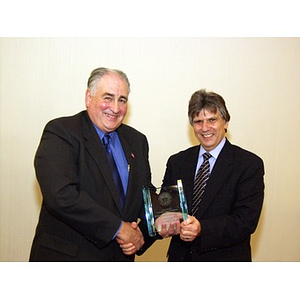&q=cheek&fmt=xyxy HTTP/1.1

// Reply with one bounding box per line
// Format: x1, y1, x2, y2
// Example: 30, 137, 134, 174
194, 127, 202, 137
120, 105, 127, 116
98, 102, 111, 111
